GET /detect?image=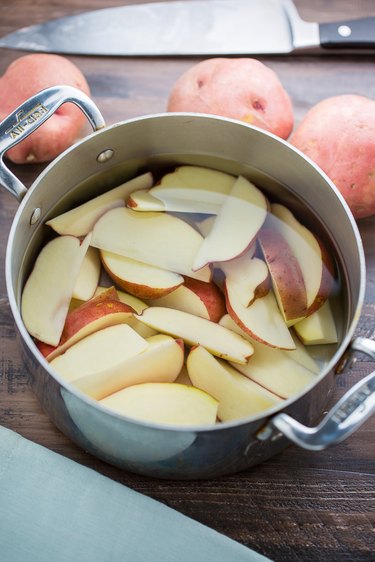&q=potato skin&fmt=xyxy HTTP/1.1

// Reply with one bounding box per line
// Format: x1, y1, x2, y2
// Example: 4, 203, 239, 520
290, 95, 375, 219
0, 54, 90, 164
257, 228, 308, 325
167, 57, 294, 139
